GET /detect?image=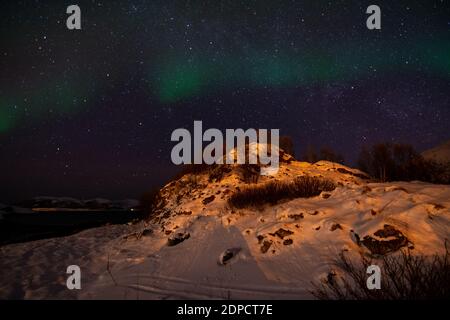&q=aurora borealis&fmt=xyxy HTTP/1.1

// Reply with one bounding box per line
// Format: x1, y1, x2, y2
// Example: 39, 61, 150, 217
155, 38, 450, 103
1, 0, 449, 201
